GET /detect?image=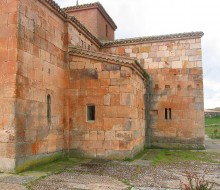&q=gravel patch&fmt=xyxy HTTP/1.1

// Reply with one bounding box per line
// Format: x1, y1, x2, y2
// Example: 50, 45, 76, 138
0, 175, 36, 184
30, 158, 220, 190
0, 183, 27, 190
31, 172, 128, 190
